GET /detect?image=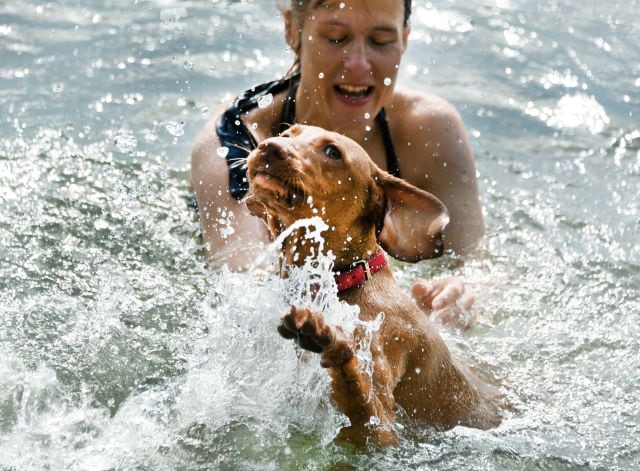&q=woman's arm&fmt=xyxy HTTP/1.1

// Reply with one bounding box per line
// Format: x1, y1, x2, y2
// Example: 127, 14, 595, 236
395, 91, 484, 255
393, 91, 484, 322
190, 114, 269, 270
422, 102, 484, 254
